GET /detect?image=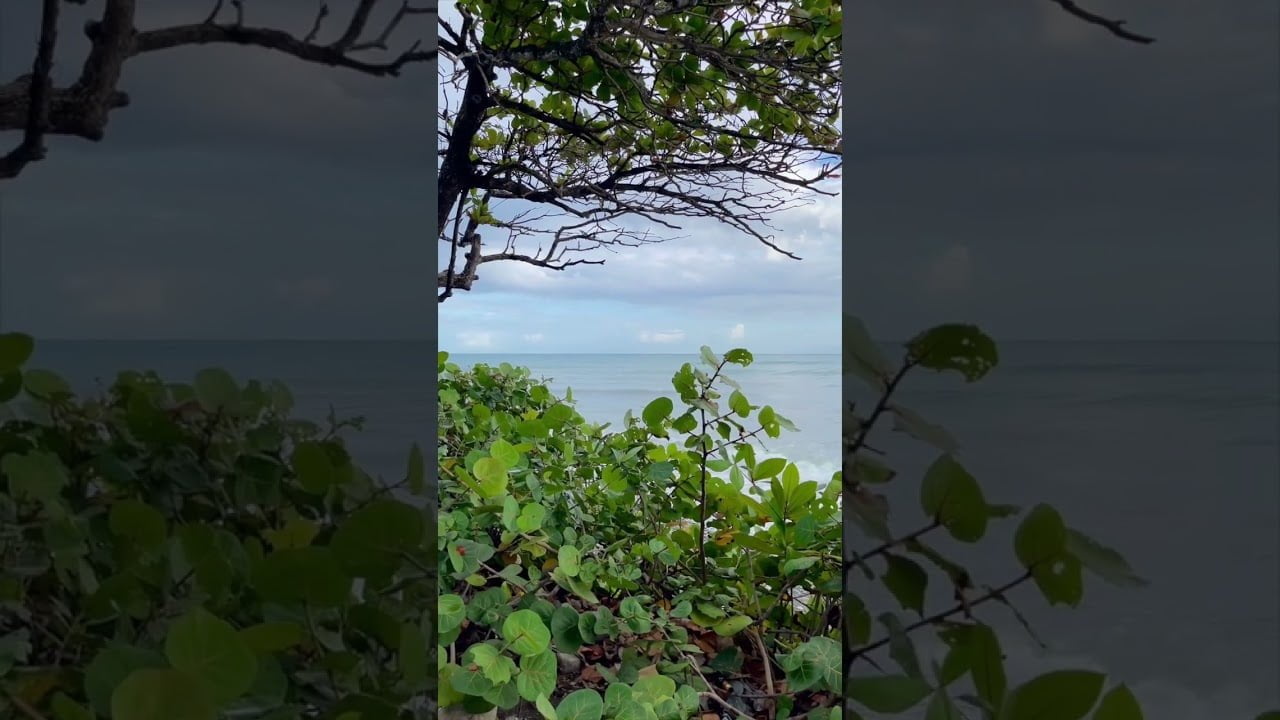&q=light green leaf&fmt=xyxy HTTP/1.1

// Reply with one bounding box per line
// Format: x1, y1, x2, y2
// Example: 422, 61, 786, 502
1000, 670, 1106, 720
1065, 529, 1148, 588
1092, 684, 1143, 720
1015, 504, 1067, 568
290, 442, 334, 494
164, 608, 258, 704
330, 499, 423, 584
846, 675, 932, 713
111, 669, 215, 720
713, 615, 753, 637
559, 545, 582, 576
906, 324, 999, 382
517, 651, 557, 701
557, 688, 605, 720
503, 609, 552, 656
